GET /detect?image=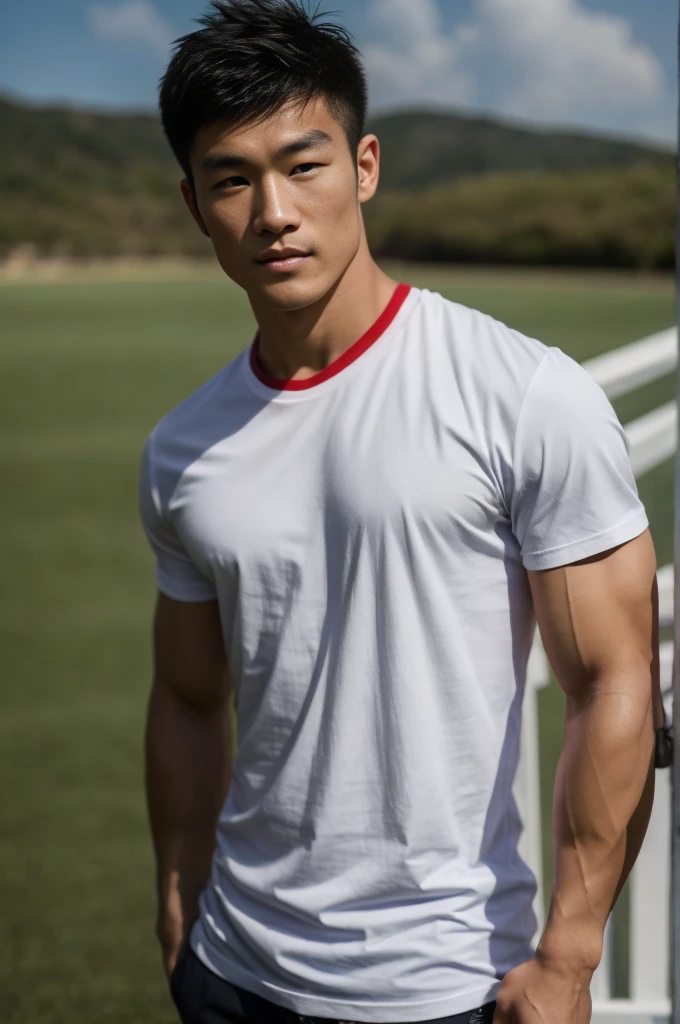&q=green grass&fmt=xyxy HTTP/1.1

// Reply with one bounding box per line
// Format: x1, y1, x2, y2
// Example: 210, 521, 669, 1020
0, 263, 674, 1021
